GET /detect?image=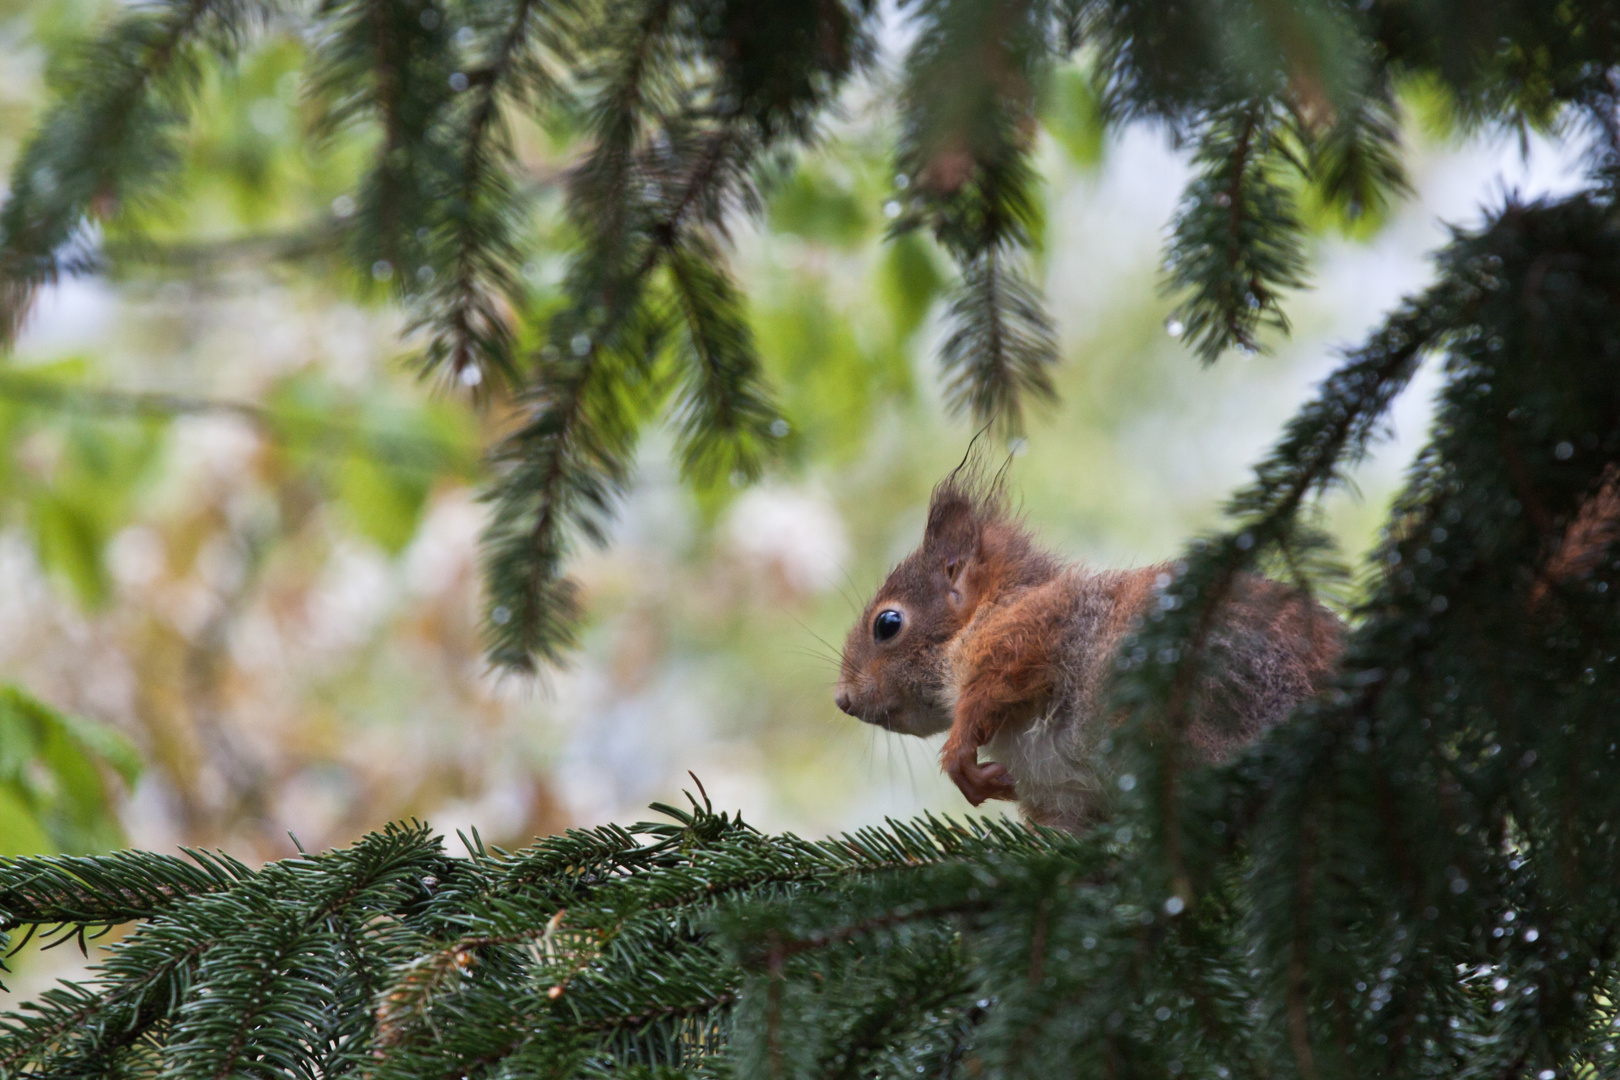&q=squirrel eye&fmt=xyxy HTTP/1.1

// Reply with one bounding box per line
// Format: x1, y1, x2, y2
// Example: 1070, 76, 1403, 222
873, 609, 903, 642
